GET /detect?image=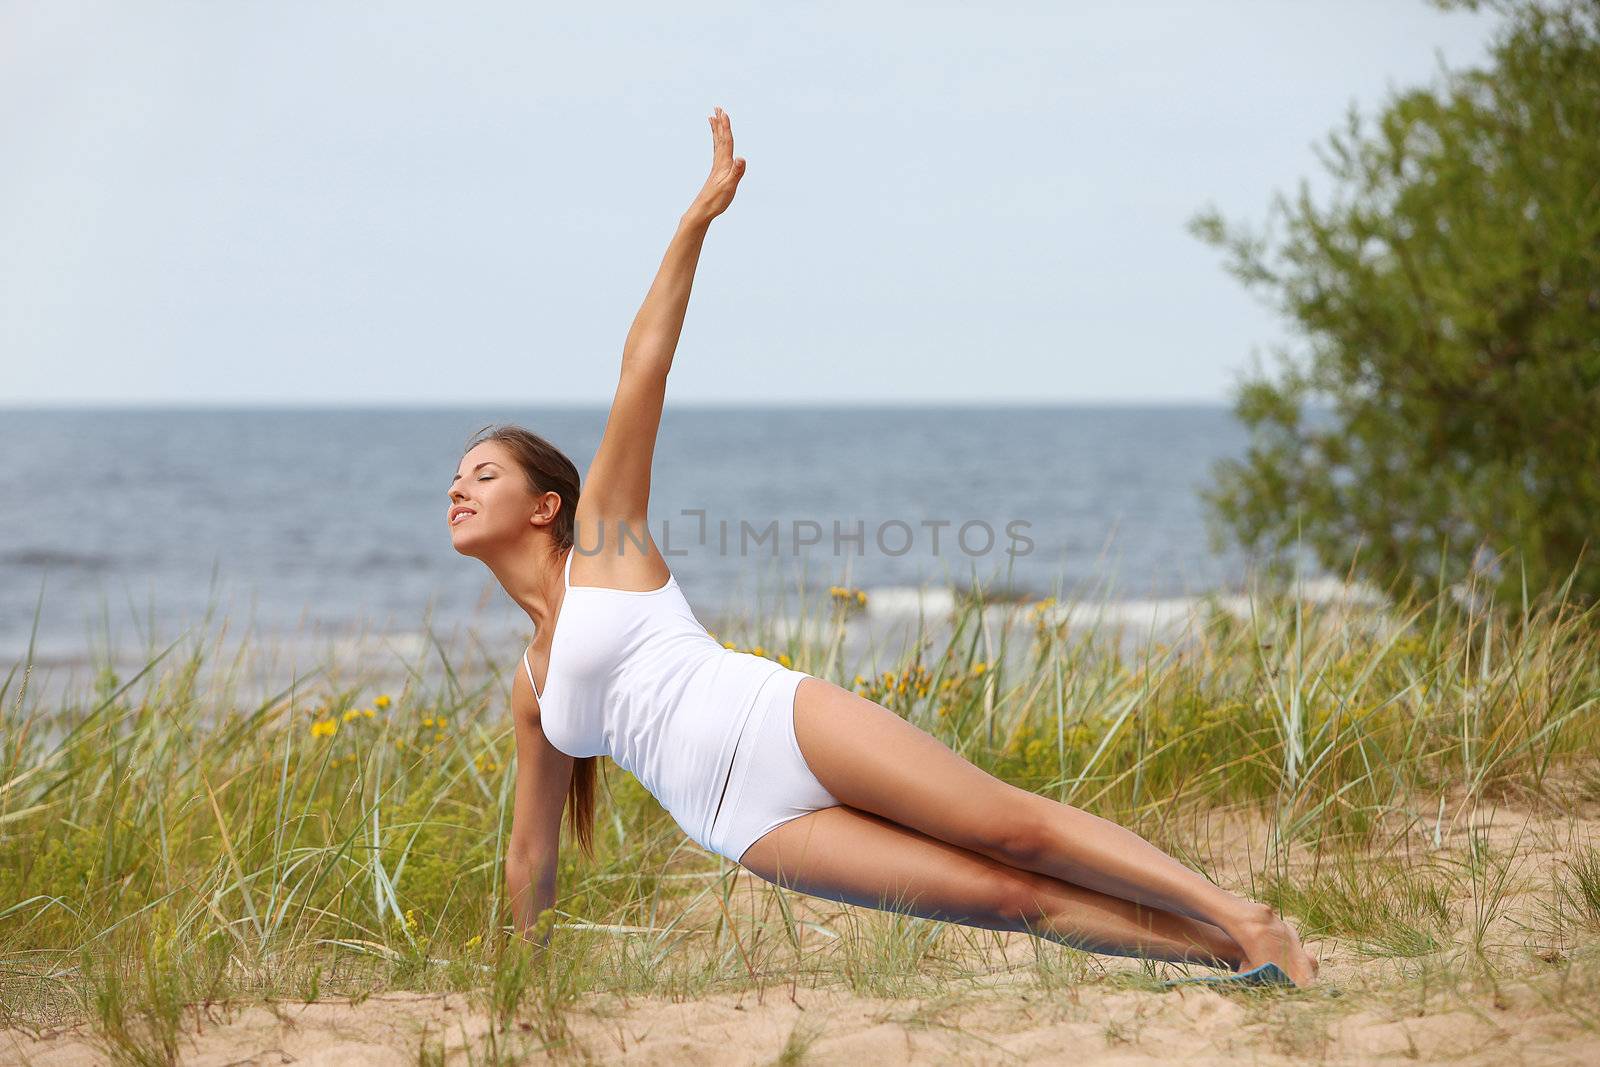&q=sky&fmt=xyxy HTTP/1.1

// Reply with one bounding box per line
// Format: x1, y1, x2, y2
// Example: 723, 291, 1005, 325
1, 1, 1503, 407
